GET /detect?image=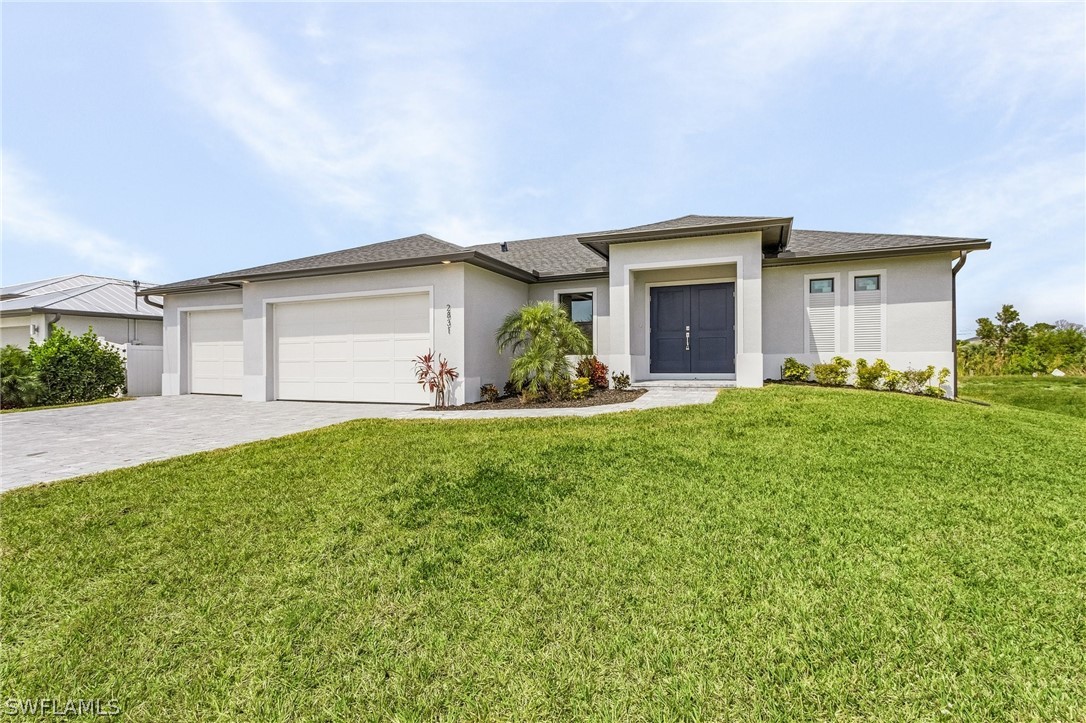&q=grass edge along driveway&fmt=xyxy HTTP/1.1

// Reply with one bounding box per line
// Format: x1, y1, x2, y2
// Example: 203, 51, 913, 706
2, 385, 1083, 721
